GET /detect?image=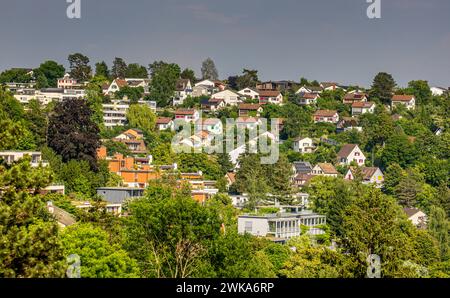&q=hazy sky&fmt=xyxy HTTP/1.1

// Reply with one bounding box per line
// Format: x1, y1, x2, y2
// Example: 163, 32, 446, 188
1, 0, 449, 87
